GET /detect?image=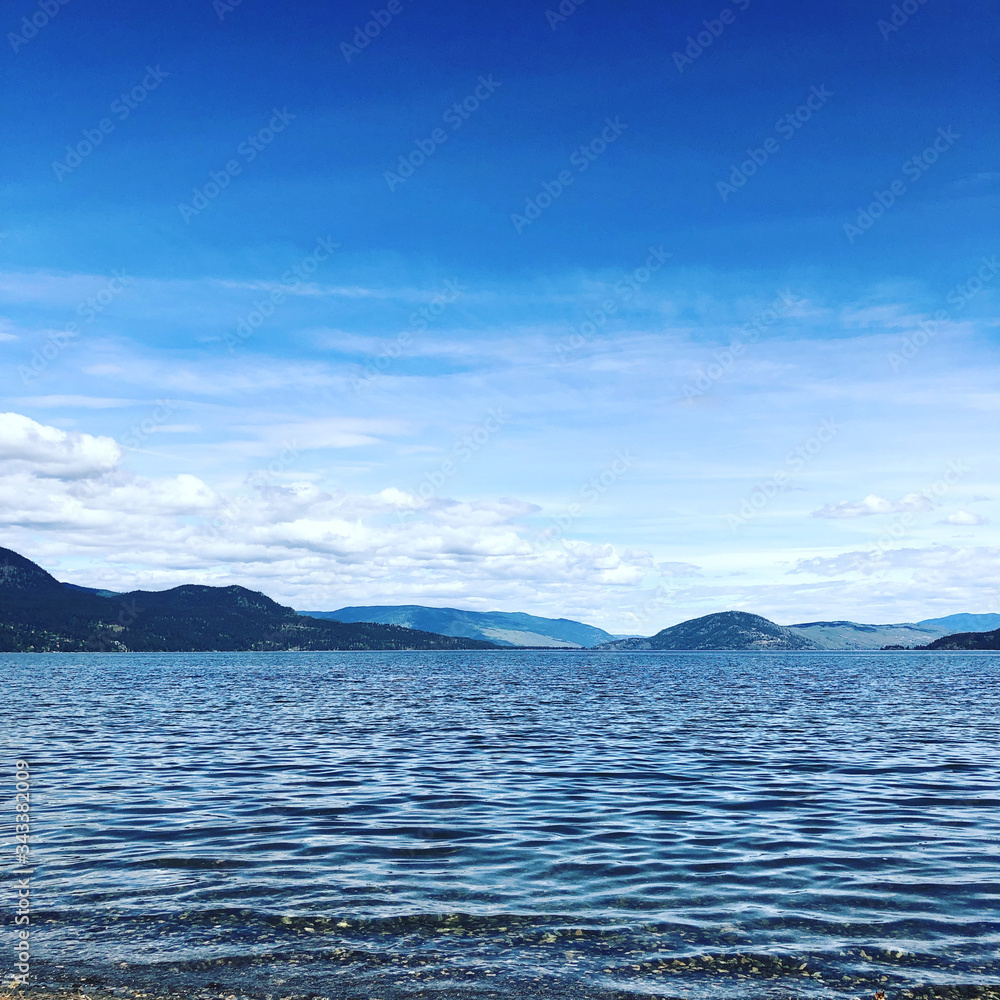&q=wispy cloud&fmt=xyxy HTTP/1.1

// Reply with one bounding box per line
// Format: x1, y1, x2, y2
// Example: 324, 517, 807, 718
13, 395, 138, 409
812, 493, 934, 518
2, 267, 999, 628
